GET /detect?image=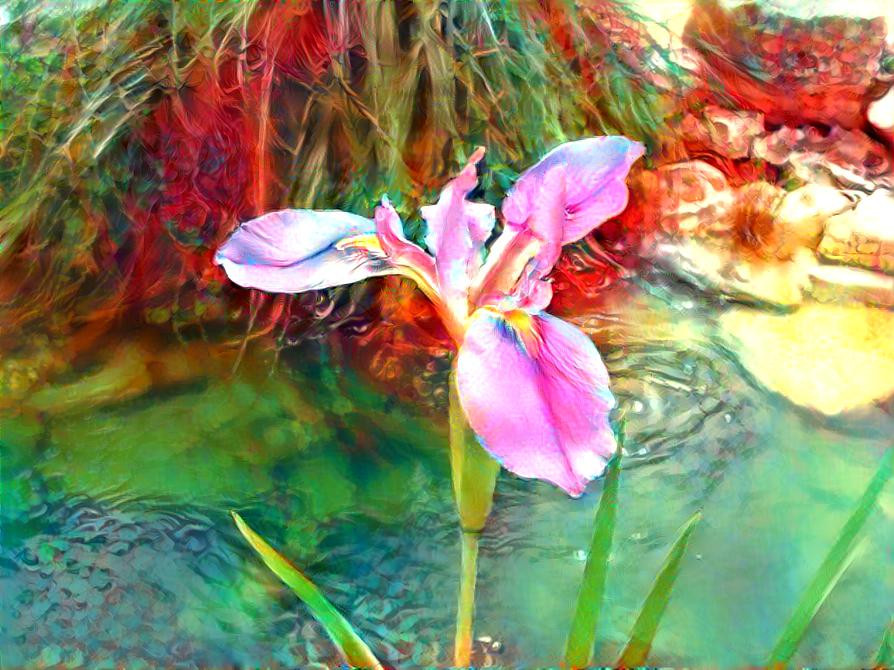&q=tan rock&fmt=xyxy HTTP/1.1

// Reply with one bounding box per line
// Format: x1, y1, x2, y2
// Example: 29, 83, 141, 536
772, 184, 856, 254
648, 161, 734, 234
719, 304, 894, 415
646, 180, 860, 307
753, 125, 892, 191
868, 85, 894, 144
681, 105, 764, 159
652, 238, 815, 307
818, 189, 894, 274
807, 264, 894, 307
